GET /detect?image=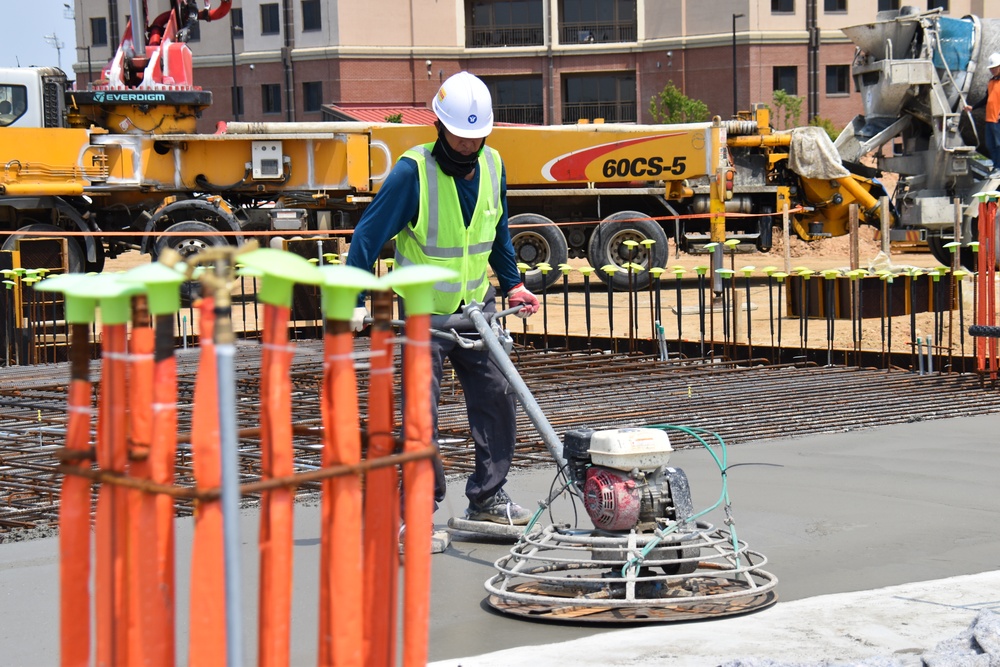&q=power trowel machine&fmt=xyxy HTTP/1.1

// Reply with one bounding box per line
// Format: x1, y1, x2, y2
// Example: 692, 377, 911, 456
433, 301, 778, 623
